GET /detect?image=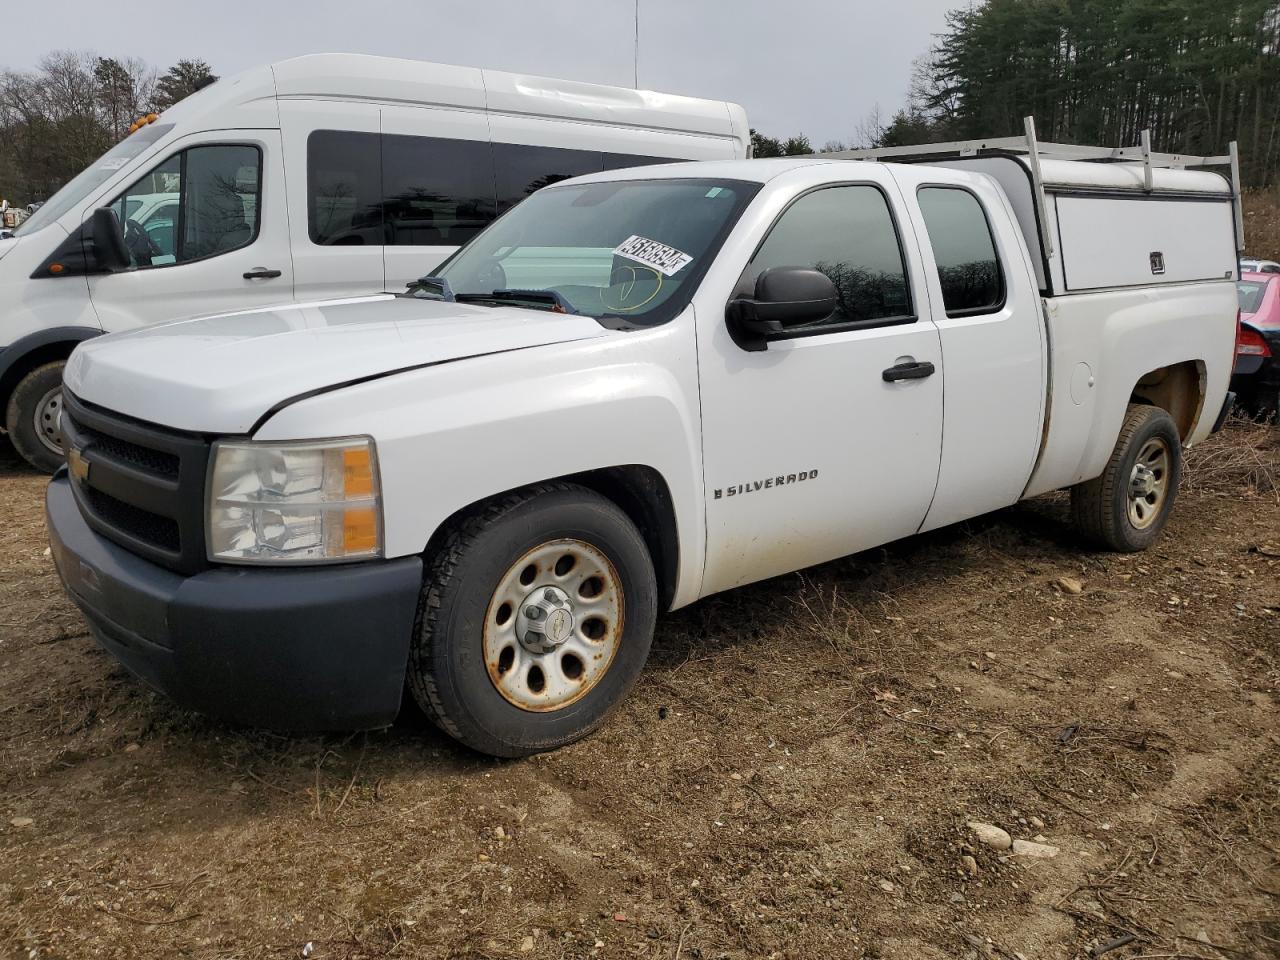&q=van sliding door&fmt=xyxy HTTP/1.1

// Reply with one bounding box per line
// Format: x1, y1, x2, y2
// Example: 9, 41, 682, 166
379, 105, 495, 290
282, 100, 384, 302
